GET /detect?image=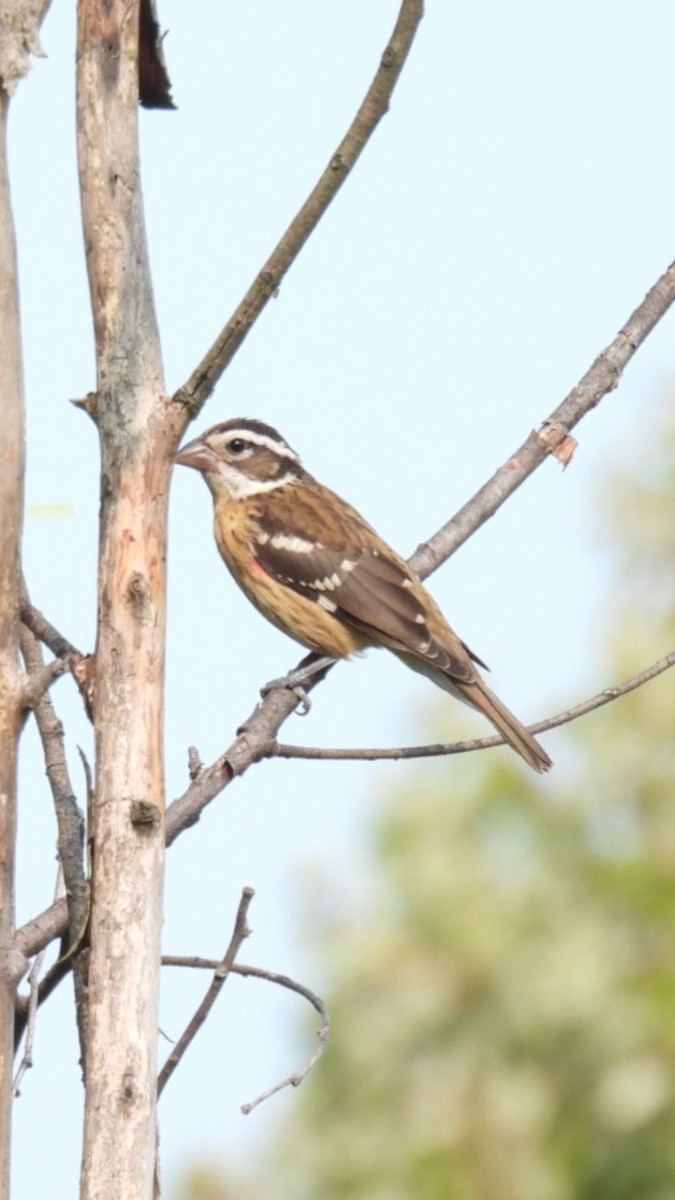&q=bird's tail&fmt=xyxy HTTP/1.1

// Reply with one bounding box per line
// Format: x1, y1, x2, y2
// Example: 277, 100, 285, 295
454, 674, 552, 774
396, 649, 552, 773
